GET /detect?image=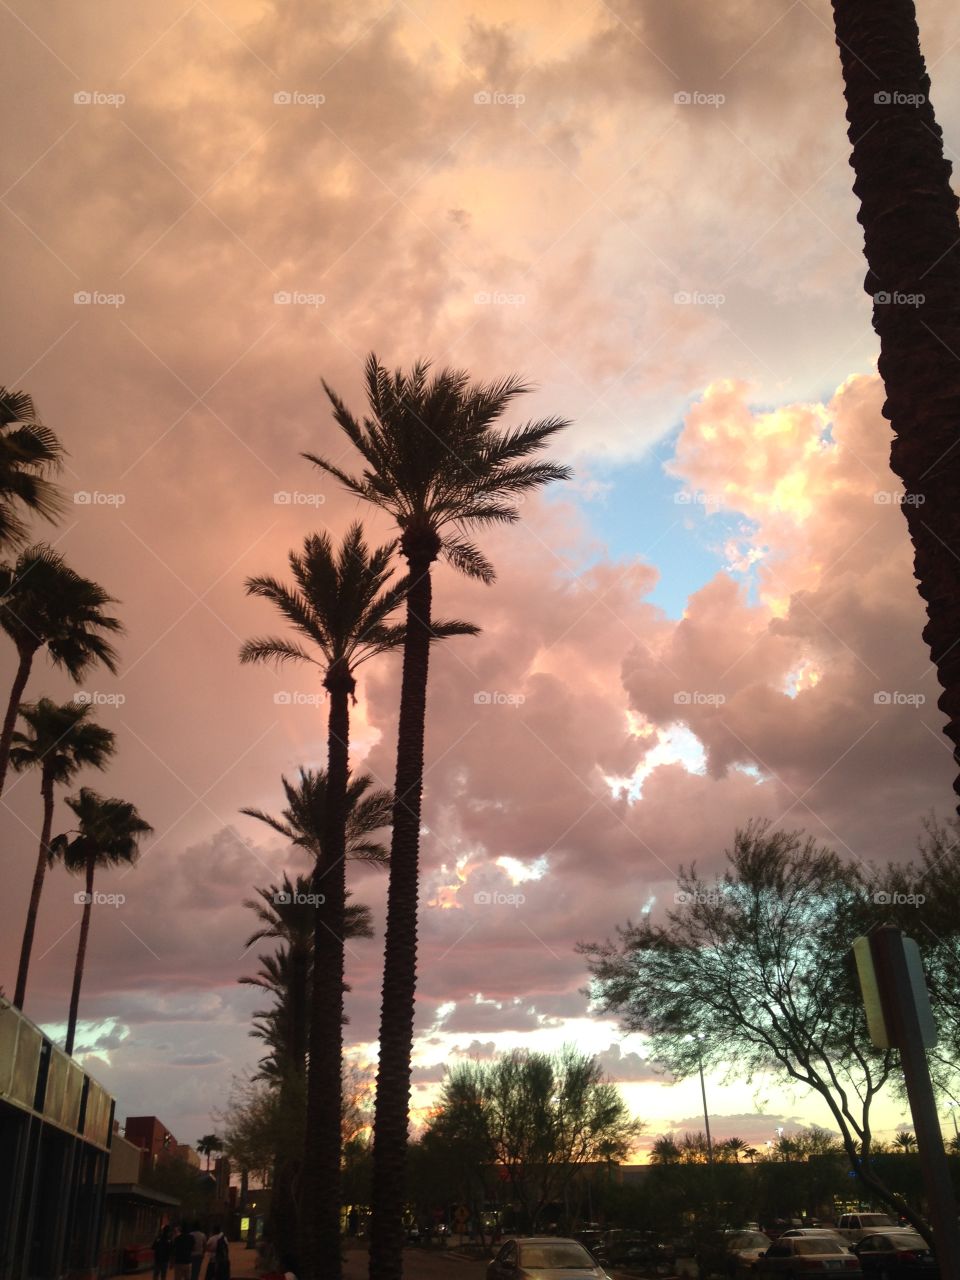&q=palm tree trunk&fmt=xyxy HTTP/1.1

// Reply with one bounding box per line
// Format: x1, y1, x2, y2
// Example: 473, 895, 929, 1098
370, 556, 434, 1280
65, 854, 95, 1056
0, 649, 33, 797
830, 0, 960, 805
13, 768, 54, 1008
304, 672, 353, 1280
